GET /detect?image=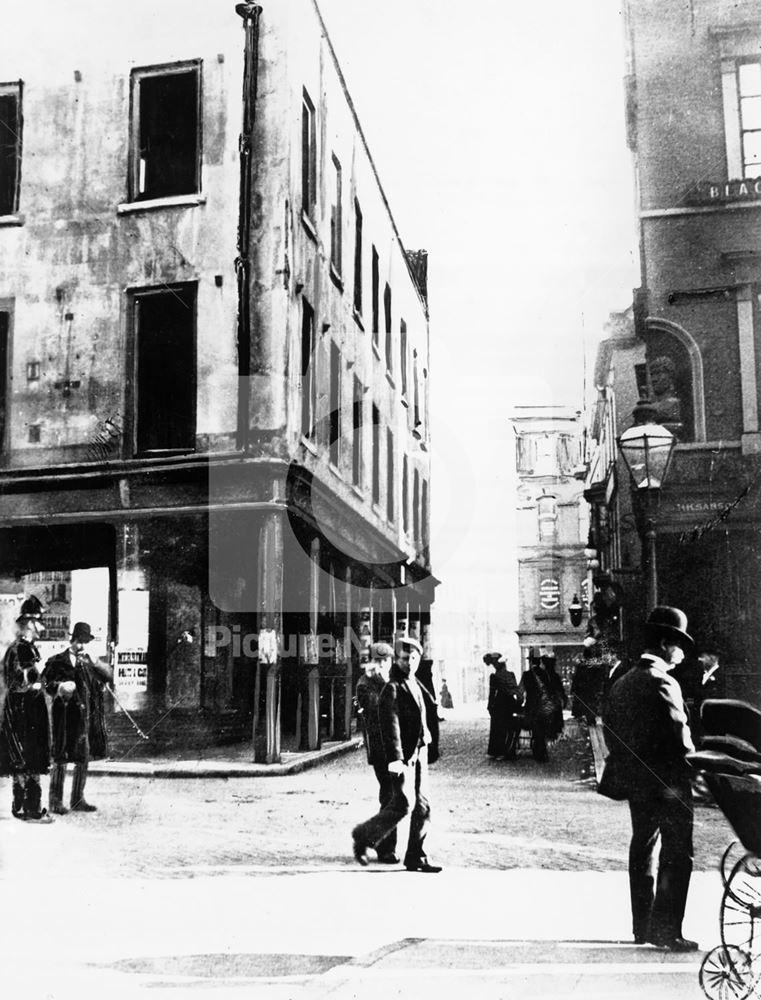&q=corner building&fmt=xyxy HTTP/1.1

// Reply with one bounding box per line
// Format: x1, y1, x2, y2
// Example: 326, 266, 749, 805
0, 0, 434, 761
588, 1, 761, 703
